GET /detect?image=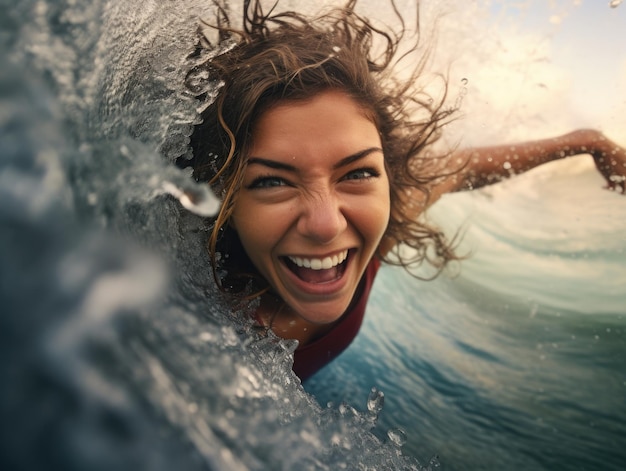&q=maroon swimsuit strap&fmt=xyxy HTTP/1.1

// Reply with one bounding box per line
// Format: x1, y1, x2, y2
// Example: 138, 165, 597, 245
292, 258, 381, 381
